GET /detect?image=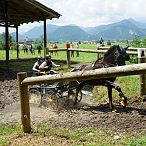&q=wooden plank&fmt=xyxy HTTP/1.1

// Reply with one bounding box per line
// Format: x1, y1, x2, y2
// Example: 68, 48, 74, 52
49, 48, 137, 55
22, 63, 146, 85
